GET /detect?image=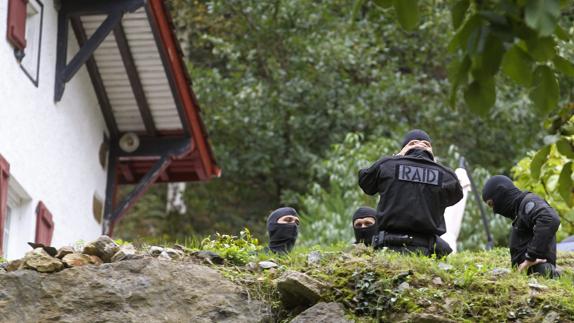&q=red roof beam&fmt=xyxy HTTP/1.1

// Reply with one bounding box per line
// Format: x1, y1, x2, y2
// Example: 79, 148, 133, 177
147, 0, 220, 180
